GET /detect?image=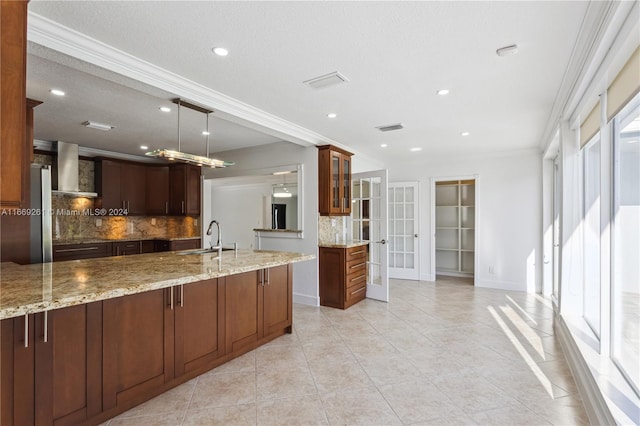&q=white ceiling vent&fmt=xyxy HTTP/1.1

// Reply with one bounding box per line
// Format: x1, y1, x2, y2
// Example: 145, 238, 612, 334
376, 123, 404, 132
303, 72, 349, 89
